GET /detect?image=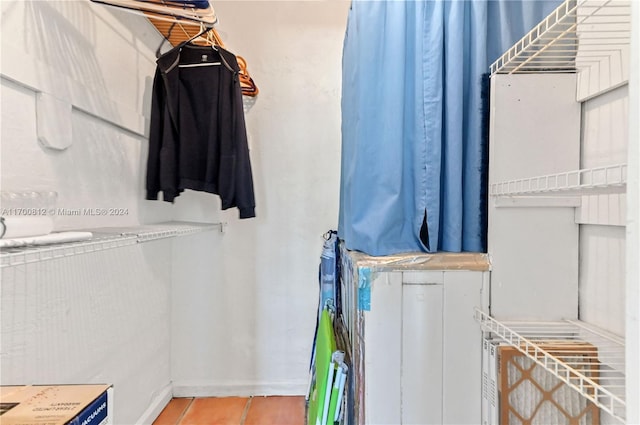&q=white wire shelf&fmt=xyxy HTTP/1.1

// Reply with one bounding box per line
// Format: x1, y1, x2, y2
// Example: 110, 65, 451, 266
0, 221, 222, 268
490, 0, 631, 75
490, 164, 627, 196
475, 309, 626, 422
